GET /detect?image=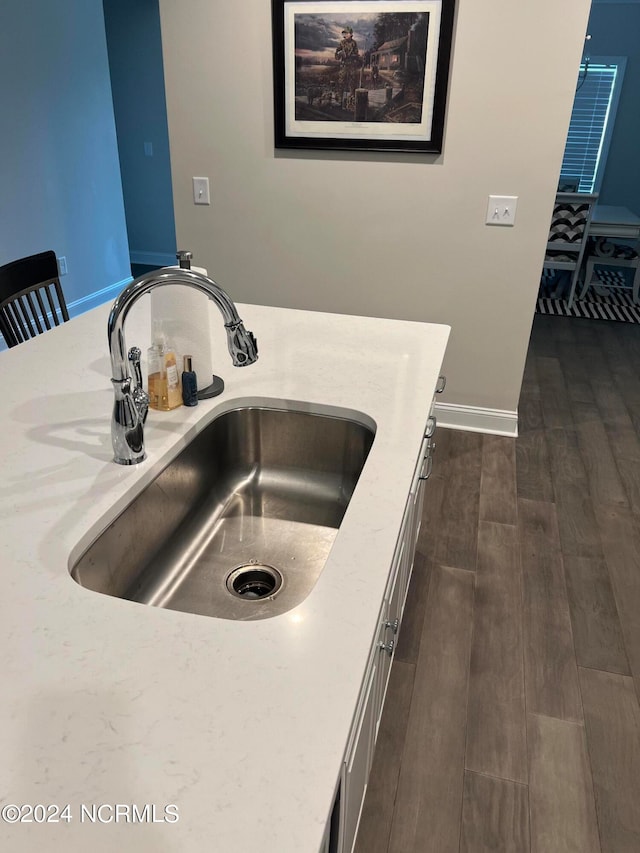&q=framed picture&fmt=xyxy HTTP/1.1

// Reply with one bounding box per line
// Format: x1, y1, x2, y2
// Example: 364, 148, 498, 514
271, 0, 455, 153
